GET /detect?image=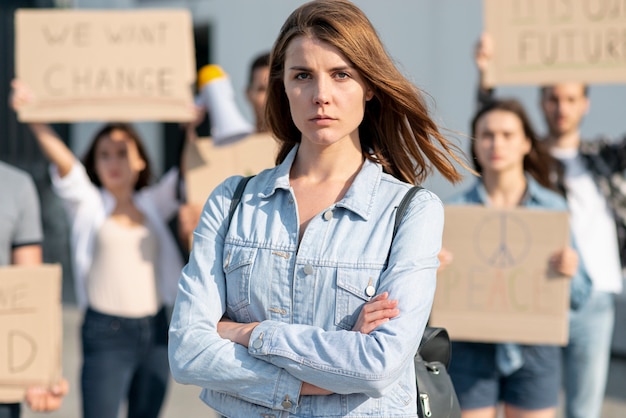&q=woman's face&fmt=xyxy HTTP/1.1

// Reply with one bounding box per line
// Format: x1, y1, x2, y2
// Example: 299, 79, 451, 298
94, 129, 146, 192
283, 36, 373, 150
473, 109, 531, 175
